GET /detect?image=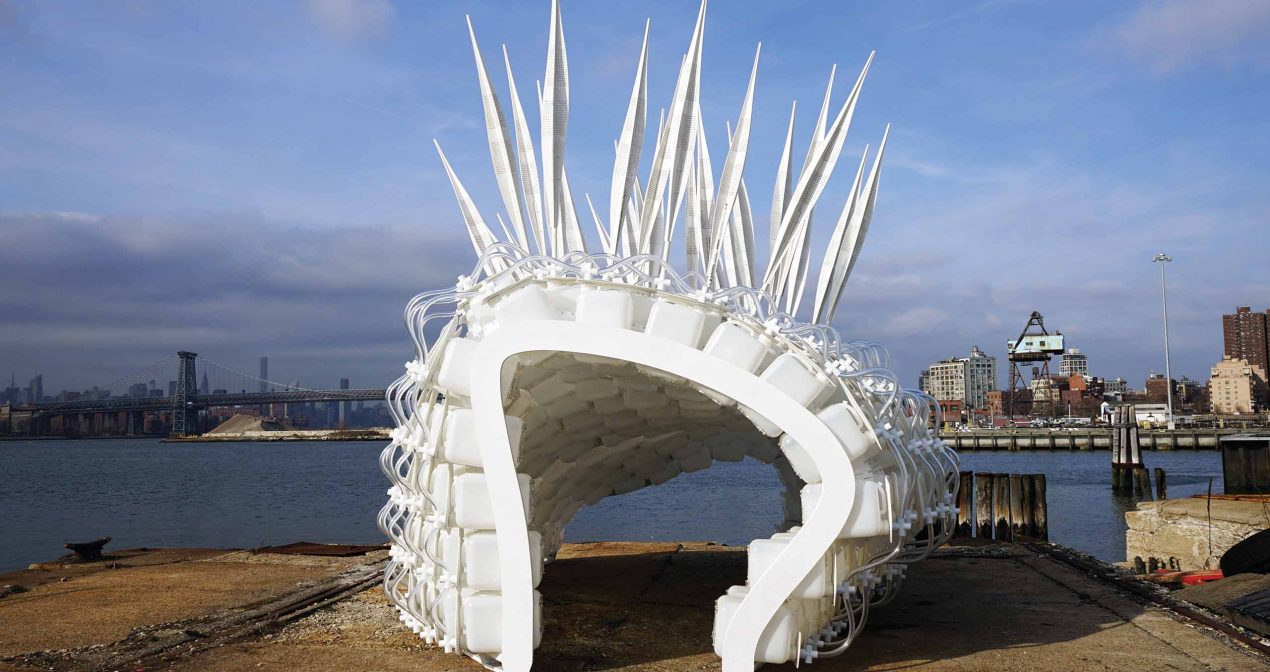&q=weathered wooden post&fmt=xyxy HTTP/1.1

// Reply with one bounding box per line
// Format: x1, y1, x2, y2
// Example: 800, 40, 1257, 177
1136, 467, 1153, 500
1008, 474, 1025, 539
1111, 405, 1125, 491
956, 471, 974, 538
1033, 474, 1048, 541
992, 473, 1011, 541
1154, 467, 1167, 500
1021, 474, 1037, 537
975, 472, 994, 539
1128, 404, 1141, 466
